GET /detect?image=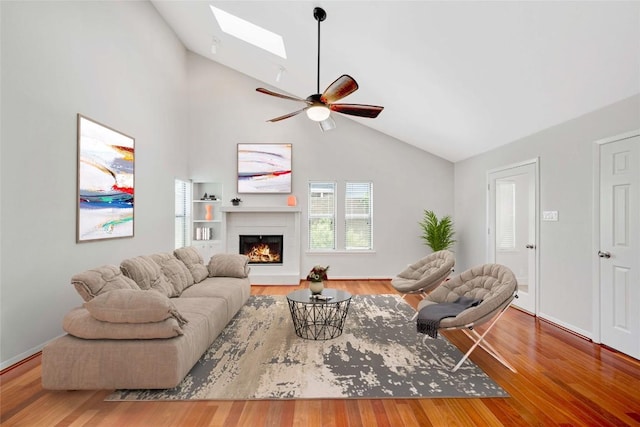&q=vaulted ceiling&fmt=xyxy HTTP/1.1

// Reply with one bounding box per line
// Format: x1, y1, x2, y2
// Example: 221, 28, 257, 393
151, 1, 640, 162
